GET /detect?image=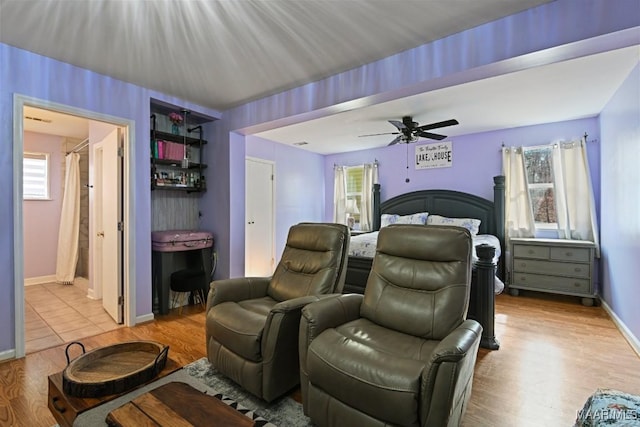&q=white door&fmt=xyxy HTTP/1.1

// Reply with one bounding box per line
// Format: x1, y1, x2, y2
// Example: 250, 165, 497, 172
93, 129, 123, 323
245, 158, 275, 276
